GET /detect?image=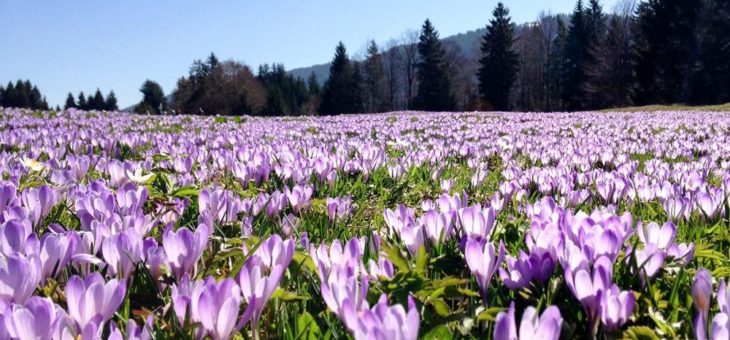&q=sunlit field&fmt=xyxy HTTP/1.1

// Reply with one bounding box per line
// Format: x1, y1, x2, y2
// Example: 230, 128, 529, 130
2, 108, 730, 339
